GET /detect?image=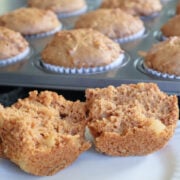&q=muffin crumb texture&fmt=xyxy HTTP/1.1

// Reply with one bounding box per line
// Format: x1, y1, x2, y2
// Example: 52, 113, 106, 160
86, 83, 179, 156
0, 90, 90, 176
